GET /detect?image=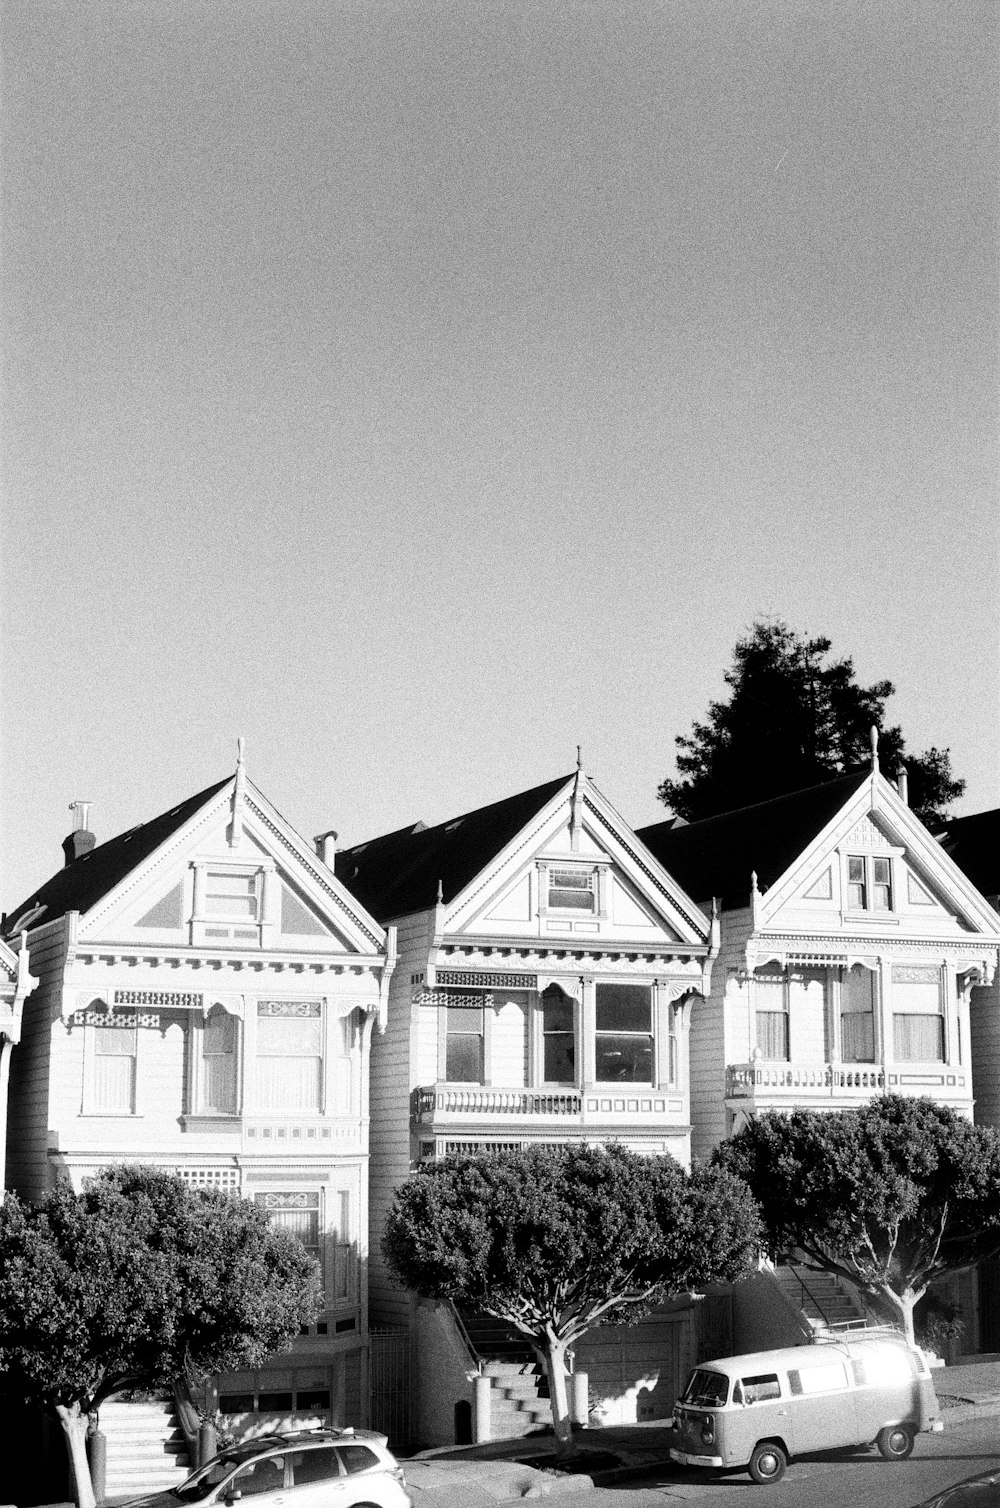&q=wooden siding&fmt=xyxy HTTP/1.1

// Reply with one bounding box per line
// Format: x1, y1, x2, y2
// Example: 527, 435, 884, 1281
368, 910, 434, 1327
970, 981, 1000, 1126
6, 923, 64, 1200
